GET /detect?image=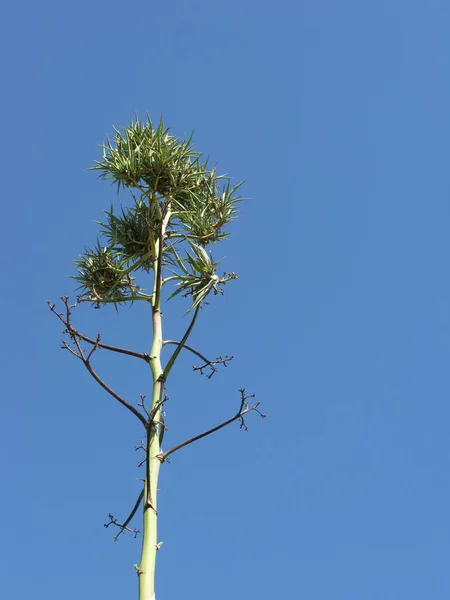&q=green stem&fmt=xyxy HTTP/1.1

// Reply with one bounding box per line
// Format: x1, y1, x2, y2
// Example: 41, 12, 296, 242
161, 275, 179, 285
138, 211, 171, 600
138, 378, 162, 600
